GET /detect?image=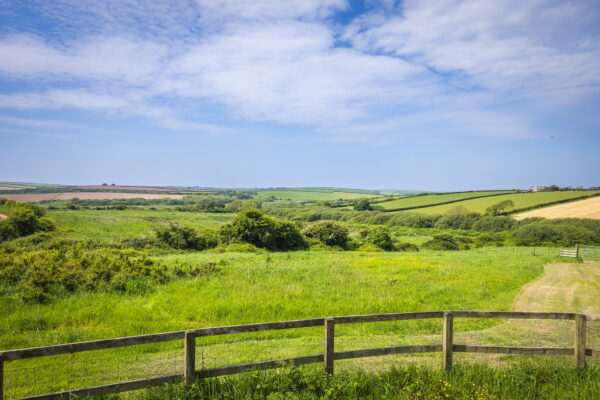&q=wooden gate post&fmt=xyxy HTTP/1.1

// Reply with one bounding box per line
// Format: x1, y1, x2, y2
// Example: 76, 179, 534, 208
575, 244, 579, 258
184, 330, 196, 385
0, 359, 4, 400
442, 312, 454, 372
324, 318, 335, 376
575, 314, 586, 368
